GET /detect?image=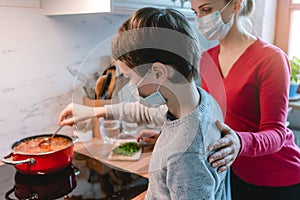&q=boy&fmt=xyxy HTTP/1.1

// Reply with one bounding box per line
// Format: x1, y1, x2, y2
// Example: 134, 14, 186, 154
59, 7, 227, 200
110, 7, 227, 199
